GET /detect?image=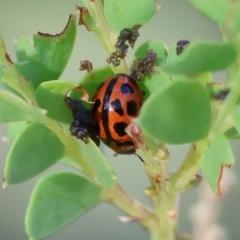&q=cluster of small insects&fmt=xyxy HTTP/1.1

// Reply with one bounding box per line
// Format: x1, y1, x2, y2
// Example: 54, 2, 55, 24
107, 25, 141, 67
